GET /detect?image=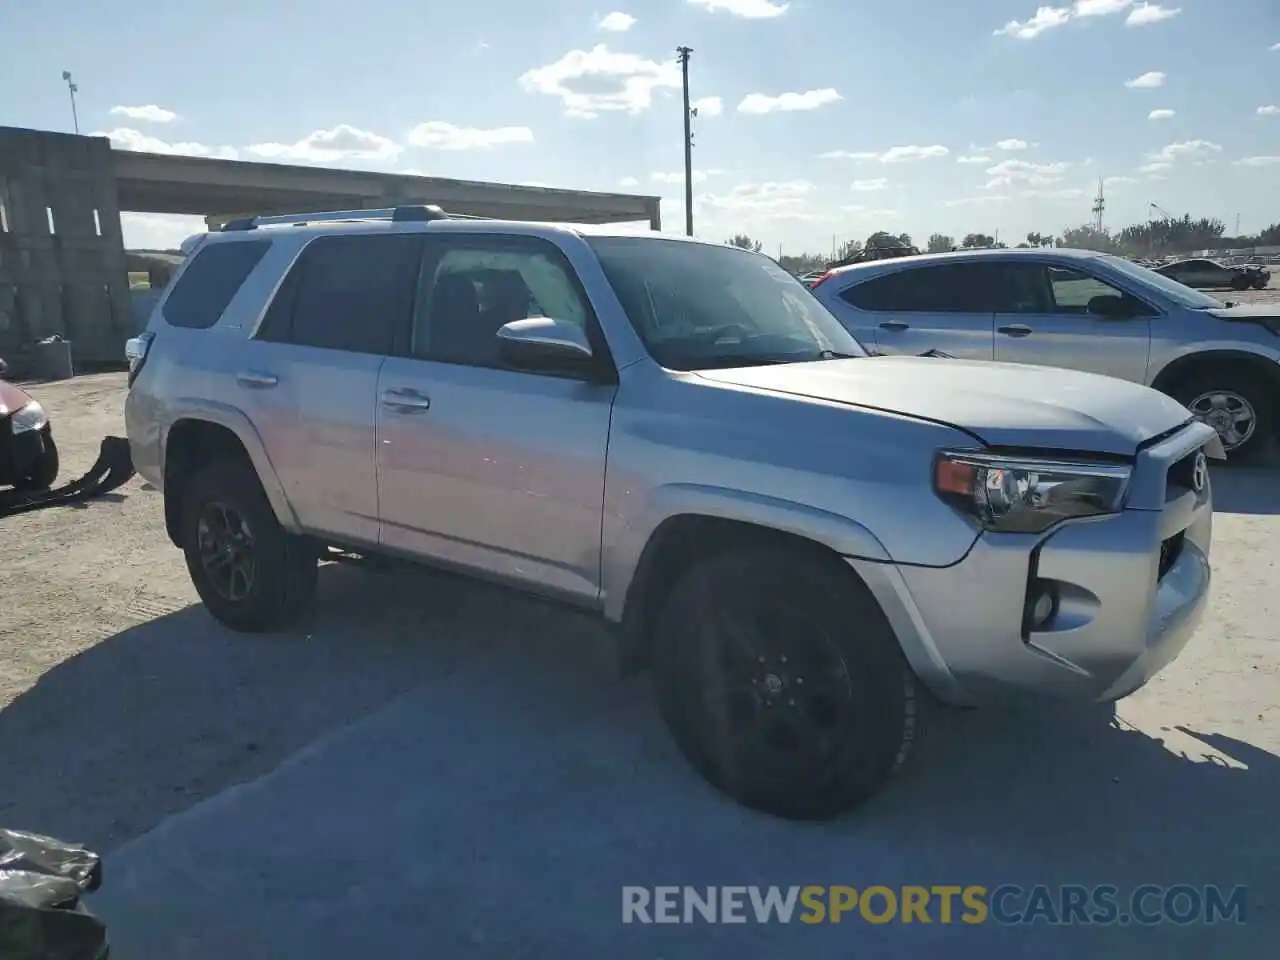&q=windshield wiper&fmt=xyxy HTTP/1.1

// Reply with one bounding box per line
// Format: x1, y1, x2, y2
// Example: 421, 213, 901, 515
818, 350, 862, 360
